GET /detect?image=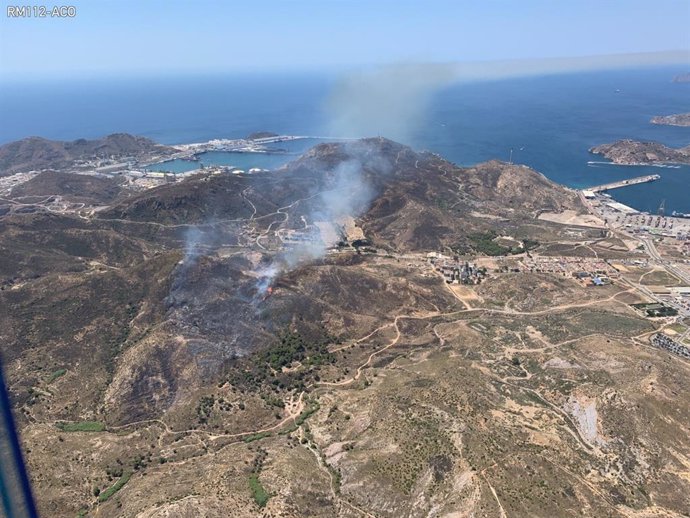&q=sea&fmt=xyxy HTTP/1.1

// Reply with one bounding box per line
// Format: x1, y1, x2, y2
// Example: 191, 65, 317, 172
0, 66, 688, 213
